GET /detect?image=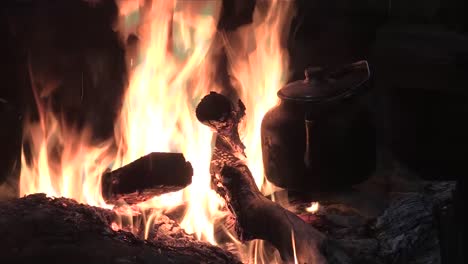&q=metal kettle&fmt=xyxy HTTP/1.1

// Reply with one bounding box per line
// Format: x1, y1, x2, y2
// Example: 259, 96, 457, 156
261, 60, 375, 191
